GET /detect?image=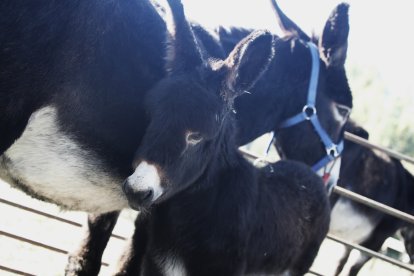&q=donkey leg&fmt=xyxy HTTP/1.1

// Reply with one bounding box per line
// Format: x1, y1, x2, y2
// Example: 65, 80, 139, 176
348, 225, 396, 276
65, 211, 120, 276
114, 212, 150, 276
334, 247, 352, 276
348, 254, 370, 276
401, 226, 414, 264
